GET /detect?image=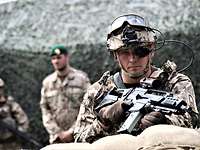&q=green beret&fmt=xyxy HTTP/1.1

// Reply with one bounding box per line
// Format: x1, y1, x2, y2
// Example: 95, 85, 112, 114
50, 44, 68, 56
